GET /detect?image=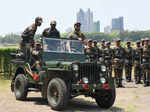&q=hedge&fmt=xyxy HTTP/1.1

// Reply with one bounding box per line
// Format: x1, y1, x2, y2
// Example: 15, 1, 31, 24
0, 48, 17, 78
